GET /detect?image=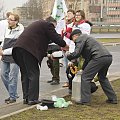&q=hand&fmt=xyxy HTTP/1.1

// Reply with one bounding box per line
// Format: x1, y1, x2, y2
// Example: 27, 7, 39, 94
65, 51, 70, 56
47, 54, 51, 58
61, 45, 69, 51
0, 49, 3, 56
50, 54, 56, 61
